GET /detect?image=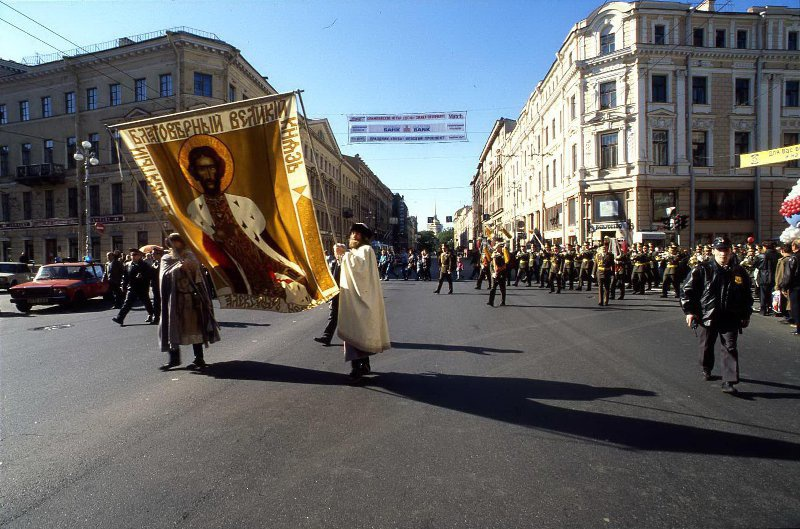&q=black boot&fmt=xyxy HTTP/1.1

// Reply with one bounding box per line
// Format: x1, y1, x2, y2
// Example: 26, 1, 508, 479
160, 348, 181, 371
191, 343, 207, 369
